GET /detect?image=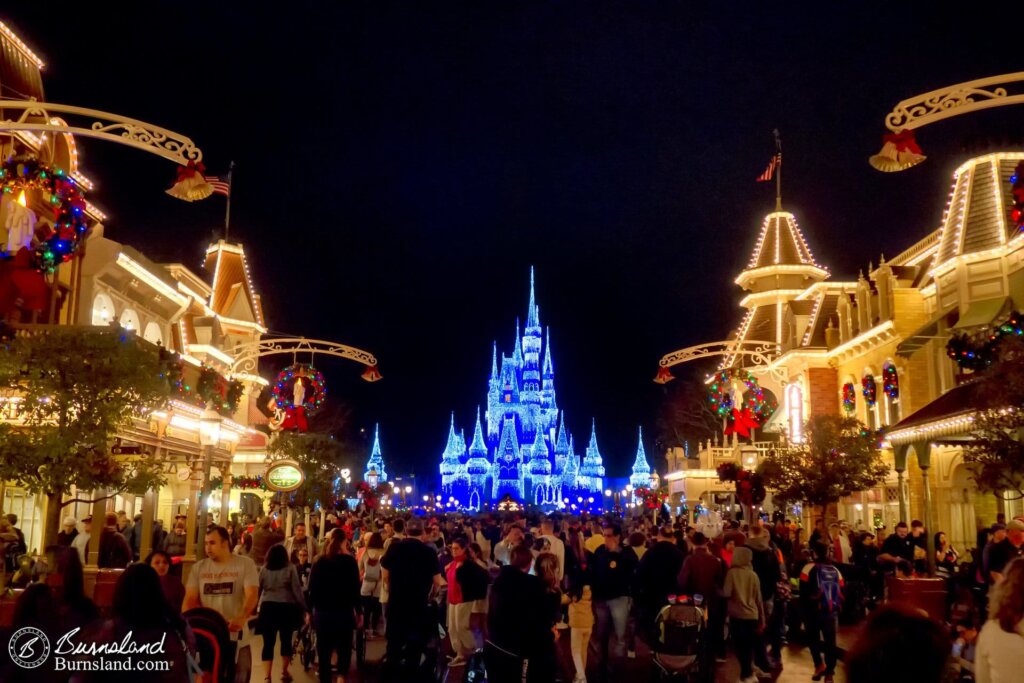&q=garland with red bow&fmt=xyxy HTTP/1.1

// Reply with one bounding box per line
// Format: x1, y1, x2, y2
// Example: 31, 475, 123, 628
0, 156, 90, 272
633, 486, 669, 510
716, 462, 766, 507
